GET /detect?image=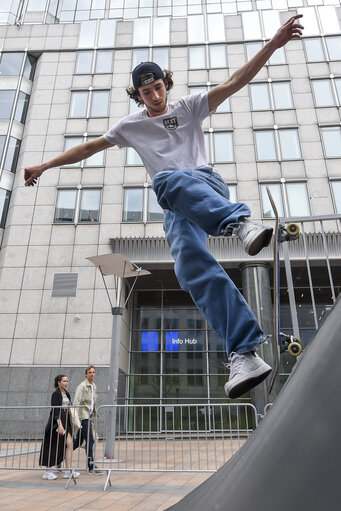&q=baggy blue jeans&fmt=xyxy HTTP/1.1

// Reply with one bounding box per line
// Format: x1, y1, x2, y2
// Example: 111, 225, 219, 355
152, 166, 266, 356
